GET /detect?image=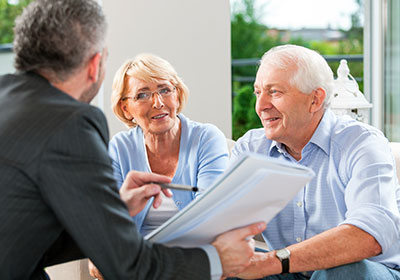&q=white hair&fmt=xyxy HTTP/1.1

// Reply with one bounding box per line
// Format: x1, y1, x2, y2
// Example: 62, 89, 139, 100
260, 44, 334, 108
